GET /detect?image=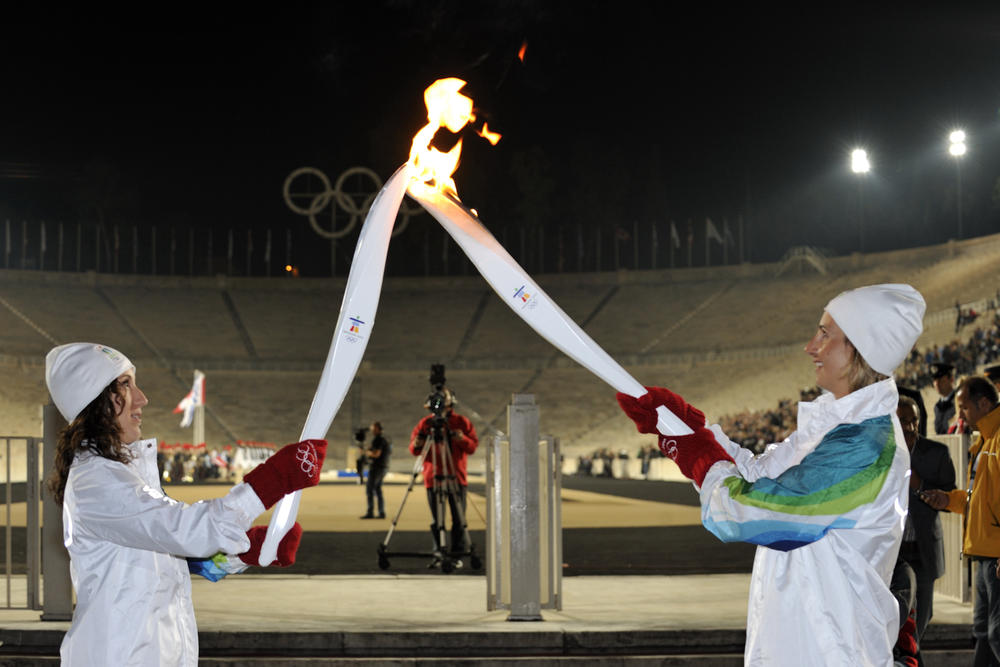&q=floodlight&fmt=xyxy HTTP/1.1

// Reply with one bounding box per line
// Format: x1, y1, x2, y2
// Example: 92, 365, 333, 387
850, 149, 870, 174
